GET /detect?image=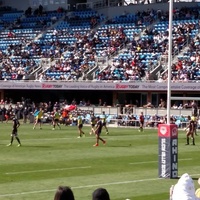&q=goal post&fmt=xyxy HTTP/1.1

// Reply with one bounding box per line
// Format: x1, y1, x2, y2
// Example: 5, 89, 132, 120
158, 96, 199, 179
